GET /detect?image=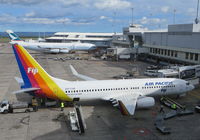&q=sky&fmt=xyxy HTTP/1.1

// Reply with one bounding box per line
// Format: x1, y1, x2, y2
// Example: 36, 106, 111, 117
0, 0, 199, 32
